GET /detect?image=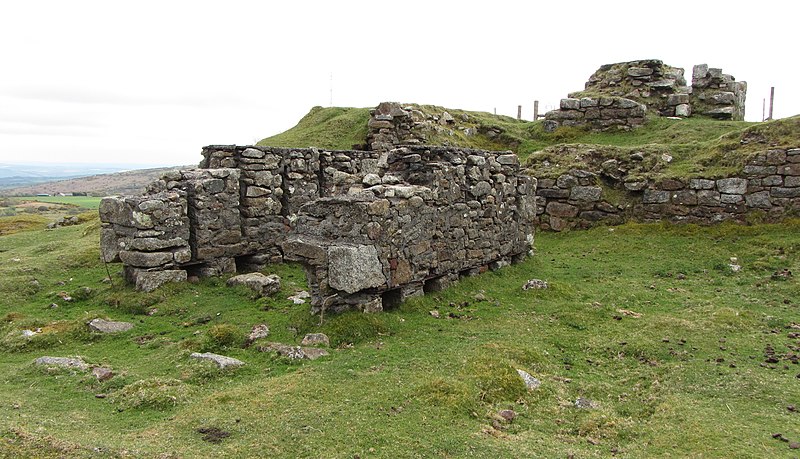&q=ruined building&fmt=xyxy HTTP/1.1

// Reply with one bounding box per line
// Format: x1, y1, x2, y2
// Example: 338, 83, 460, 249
100, 103, 536, 313
544, 59, 747, 131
